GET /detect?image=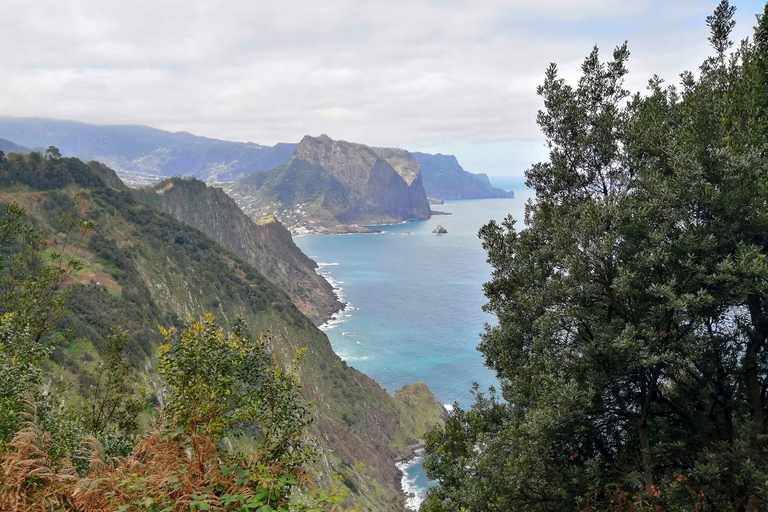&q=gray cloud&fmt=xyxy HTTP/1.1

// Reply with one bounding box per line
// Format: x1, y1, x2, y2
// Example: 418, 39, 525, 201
1, 0, 764, 176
